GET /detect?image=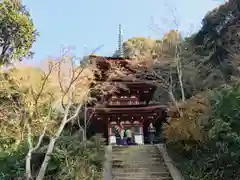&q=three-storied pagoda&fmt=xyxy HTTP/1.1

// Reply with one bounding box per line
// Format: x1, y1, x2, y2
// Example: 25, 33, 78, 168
86, 25, 166, 145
